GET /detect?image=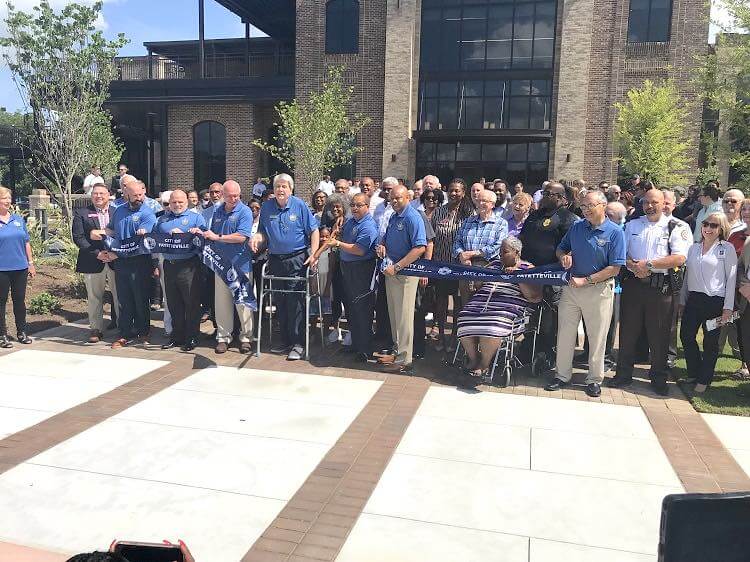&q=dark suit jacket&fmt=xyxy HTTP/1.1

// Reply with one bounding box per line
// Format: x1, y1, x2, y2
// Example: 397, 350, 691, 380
72, 204, 115, 274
